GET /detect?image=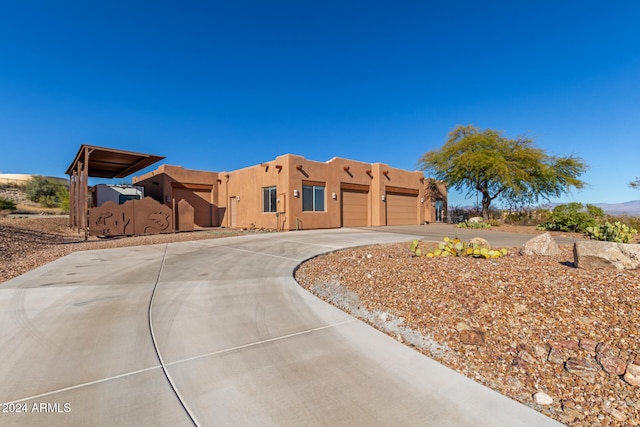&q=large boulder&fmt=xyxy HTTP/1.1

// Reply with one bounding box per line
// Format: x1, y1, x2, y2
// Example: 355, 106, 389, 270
573, 240, 640, 270
468, 237, 491, 249
520, 232, 561, 256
